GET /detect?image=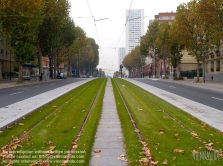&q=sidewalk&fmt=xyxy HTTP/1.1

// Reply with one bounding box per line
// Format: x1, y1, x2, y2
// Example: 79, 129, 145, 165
90, 79, 127, 166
